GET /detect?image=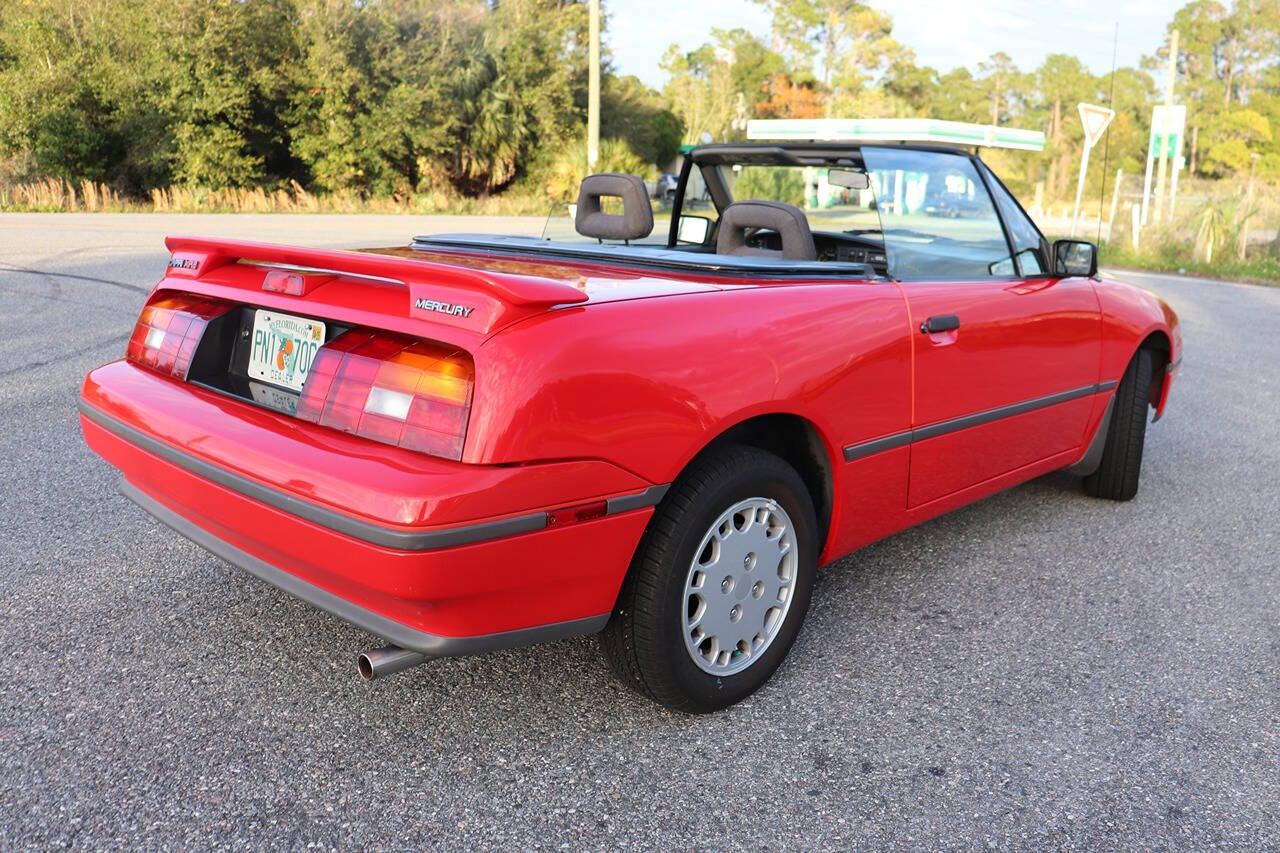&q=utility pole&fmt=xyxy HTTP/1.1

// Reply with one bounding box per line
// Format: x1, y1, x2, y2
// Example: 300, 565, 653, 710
587, 0, 600, 169
1240, 153, 1260, 261
1152, 28, 1178, 224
